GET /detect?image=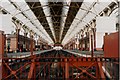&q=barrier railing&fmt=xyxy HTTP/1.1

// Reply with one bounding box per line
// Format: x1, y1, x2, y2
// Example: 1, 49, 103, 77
1, 56, 119, 80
